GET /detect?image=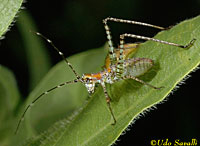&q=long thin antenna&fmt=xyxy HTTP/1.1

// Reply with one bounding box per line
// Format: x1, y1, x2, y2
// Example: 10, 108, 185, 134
30, 31, 81, 80
15, 79, 79, 134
